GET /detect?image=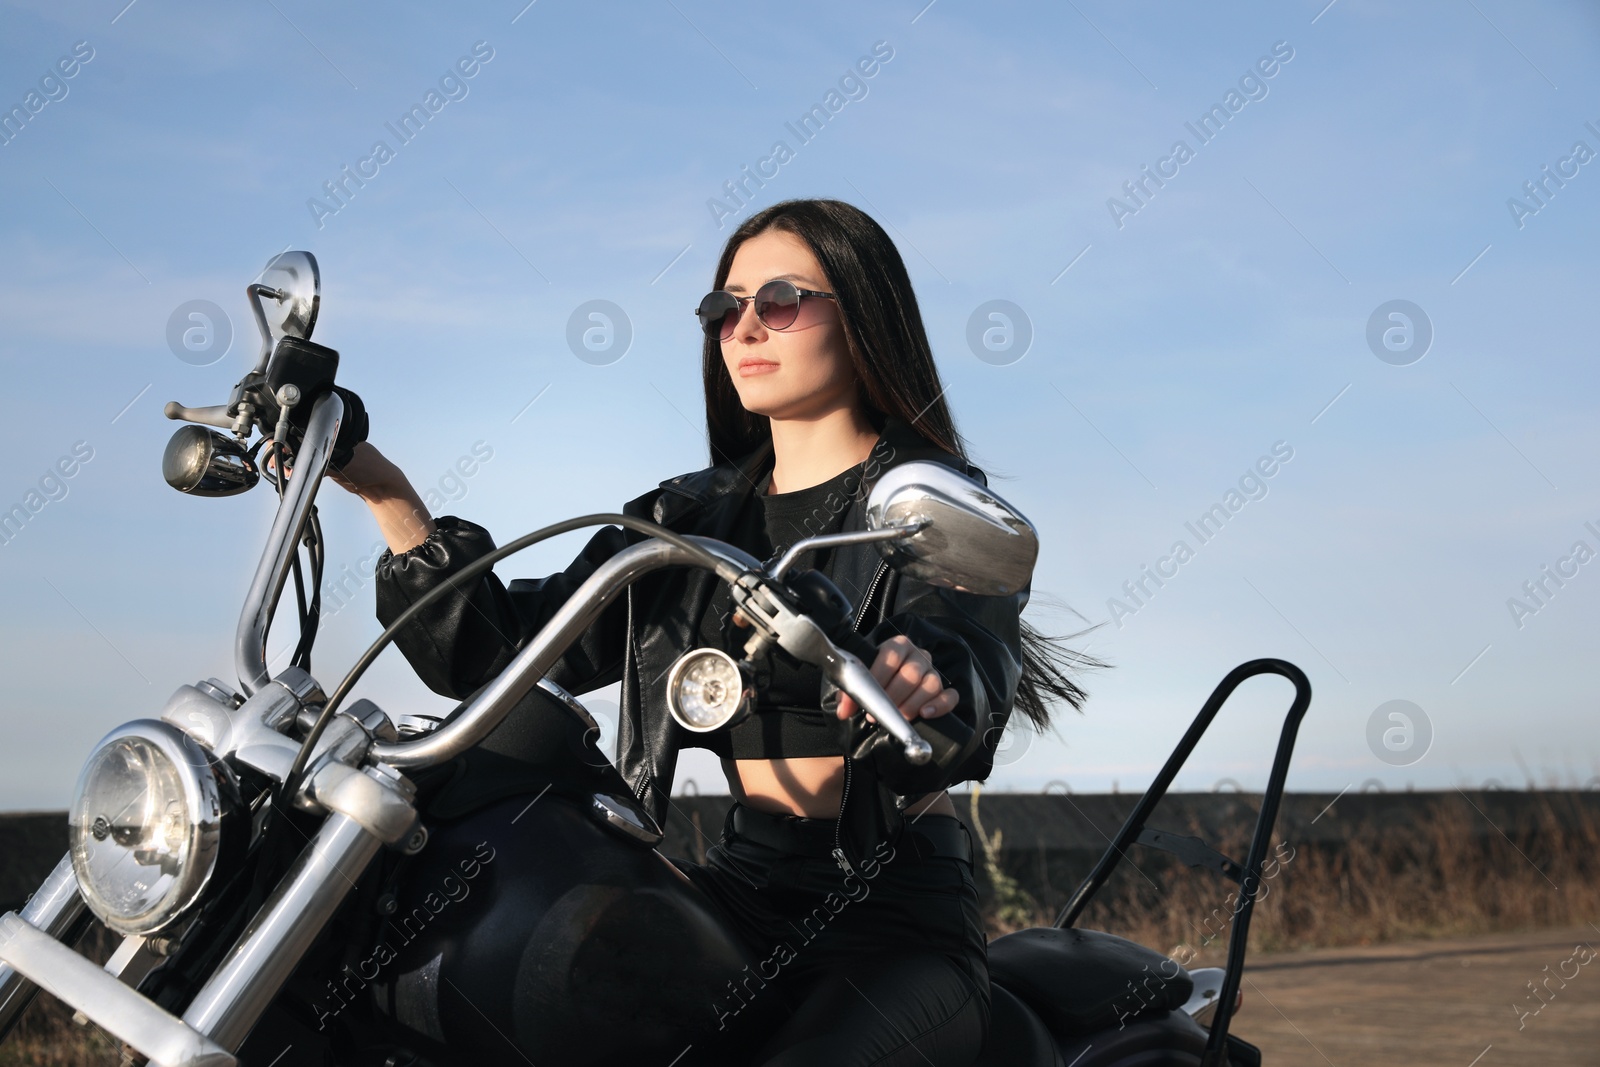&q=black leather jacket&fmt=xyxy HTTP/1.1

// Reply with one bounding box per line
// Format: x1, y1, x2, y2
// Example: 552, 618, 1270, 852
372, 414, 1028, 873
